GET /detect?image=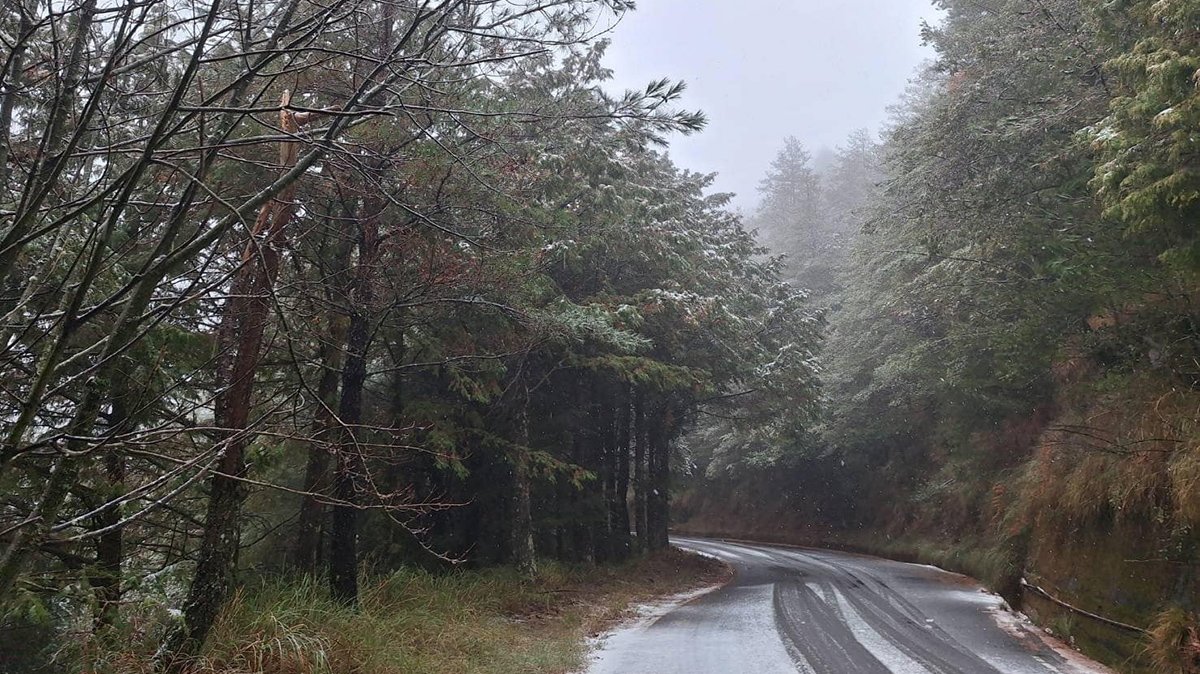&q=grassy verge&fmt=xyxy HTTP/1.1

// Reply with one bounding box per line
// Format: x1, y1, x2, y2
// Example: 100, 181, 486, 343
97, 548, 729, 674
